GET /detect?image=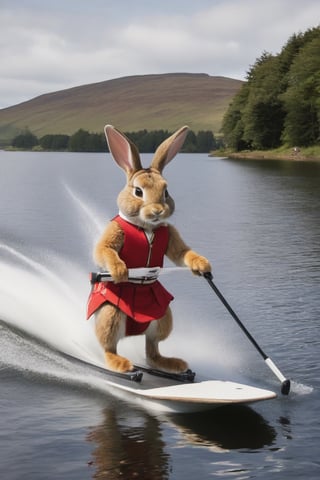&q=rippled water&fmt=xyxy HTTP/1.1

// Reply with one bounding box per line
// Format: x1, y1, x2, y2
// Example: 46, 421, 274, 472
0, 151, 319, 479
